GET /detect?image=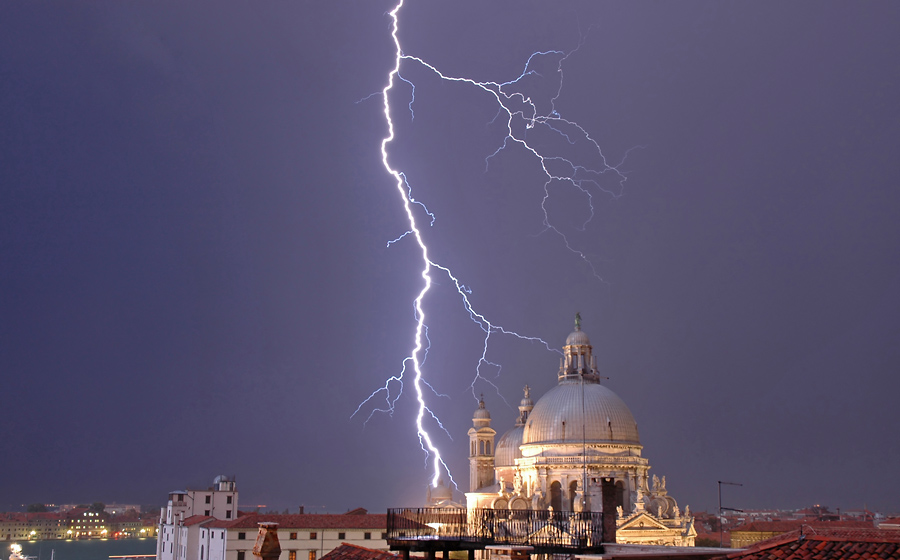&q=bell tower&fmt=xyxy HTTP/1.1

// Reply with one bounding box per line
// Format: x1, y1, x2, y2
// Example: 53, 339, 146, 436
467, 396, 496, 492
